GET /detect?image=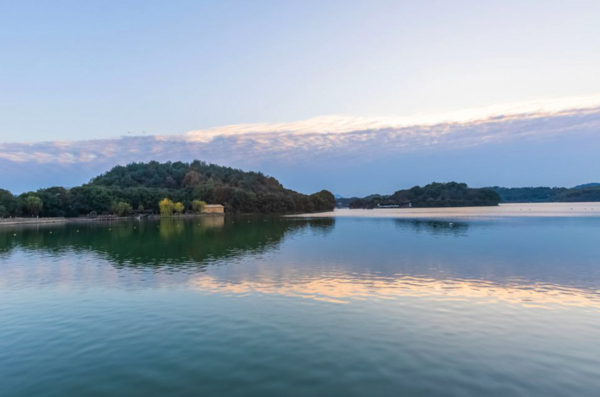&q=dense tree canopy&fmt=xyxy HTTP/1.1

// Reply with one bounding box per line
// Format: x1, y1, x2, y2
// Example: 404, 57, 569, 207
86, 161, 335, 215
0, 189, 21, 217
112, 201, 133, 217
0, 161, 336, 217
343, 184, 600, 208
349, 182, 501, 208
489, 186, 600, 203
559, 187, 600, 202
488, 187, 566, 202
392, 182, 500, 207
